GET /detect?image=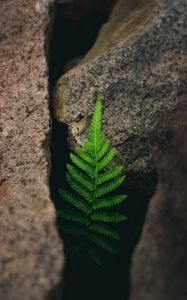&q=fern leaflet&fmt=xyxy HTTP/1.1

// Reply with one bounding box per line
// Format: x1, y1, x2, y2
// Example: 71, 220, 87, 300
89, 223, 120, 240
91, 211, 127, 223
96, 166, 124, 185
93, 194, 127, 210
